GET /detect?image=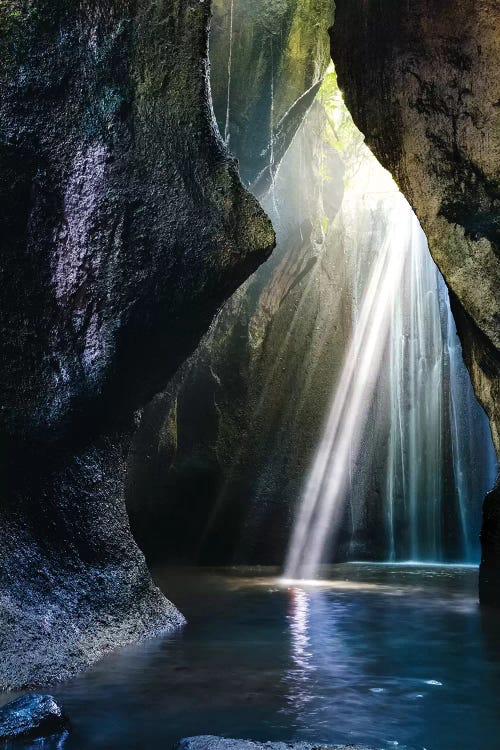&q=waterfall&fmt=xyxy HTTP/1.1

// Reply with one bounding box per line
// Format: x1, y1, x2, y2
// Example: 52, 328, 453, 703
382, 222, 496, 566
284, 176, 497, 578
284, 191, 412, 580
446, 301, 498, 562
385, 216, 445, 564
223, 0, 234, 146
448, 302, 473, 561
282, 88, 497, 577
207, 22, 497, 572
